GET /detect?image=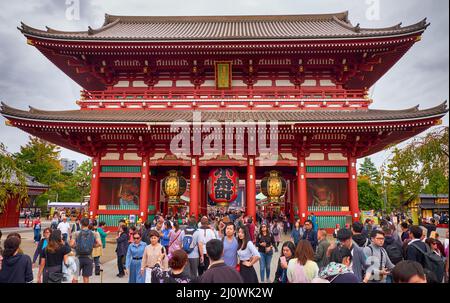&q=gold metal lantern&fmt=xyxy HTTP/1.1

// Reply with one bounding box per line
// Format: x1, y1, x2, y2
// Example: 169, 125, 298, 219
260, 170, 287, 205
162, 170, 187, 205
